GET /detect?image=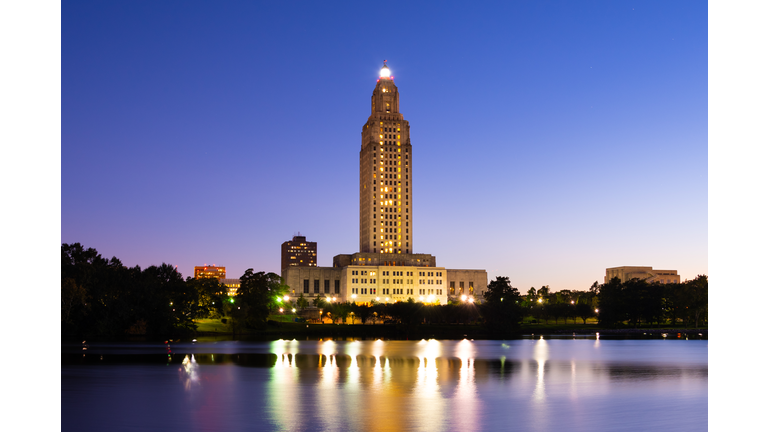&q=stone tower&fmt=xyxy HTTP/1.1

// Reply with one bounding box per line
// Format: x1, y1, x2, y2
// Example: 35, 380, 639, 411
359, 61, 413, 254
